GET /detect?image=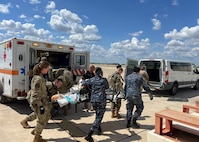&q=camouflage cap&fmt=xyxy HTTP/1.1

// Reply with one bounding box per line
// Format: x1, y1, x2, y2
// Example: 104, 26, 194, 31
41, 57, 47, 61
57, 75, 64, 81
